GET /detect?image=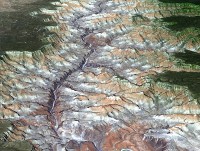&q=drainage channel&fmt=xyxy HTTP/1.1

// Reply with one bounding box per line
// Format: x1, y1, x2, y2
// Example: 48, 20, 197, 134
46, 1, 109, 150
